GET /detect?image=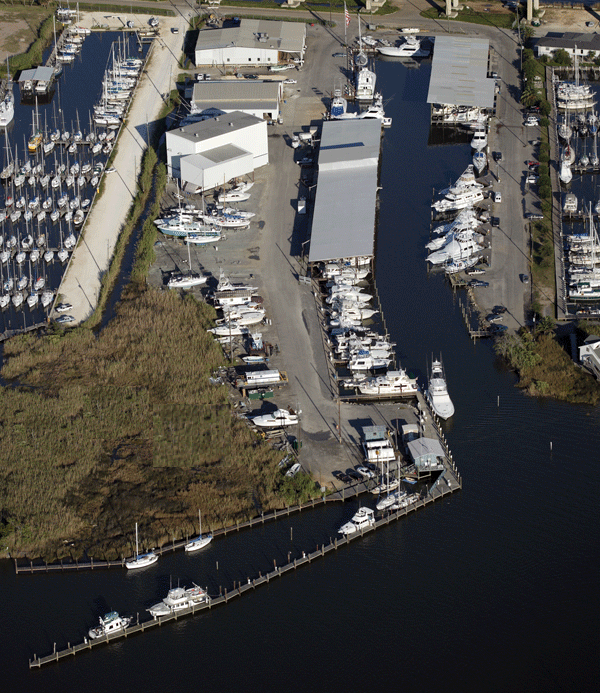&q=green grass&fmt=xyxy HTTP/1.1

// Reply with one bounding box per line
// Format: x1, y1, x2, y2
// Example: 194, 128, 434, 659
421, 5, 518, 29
